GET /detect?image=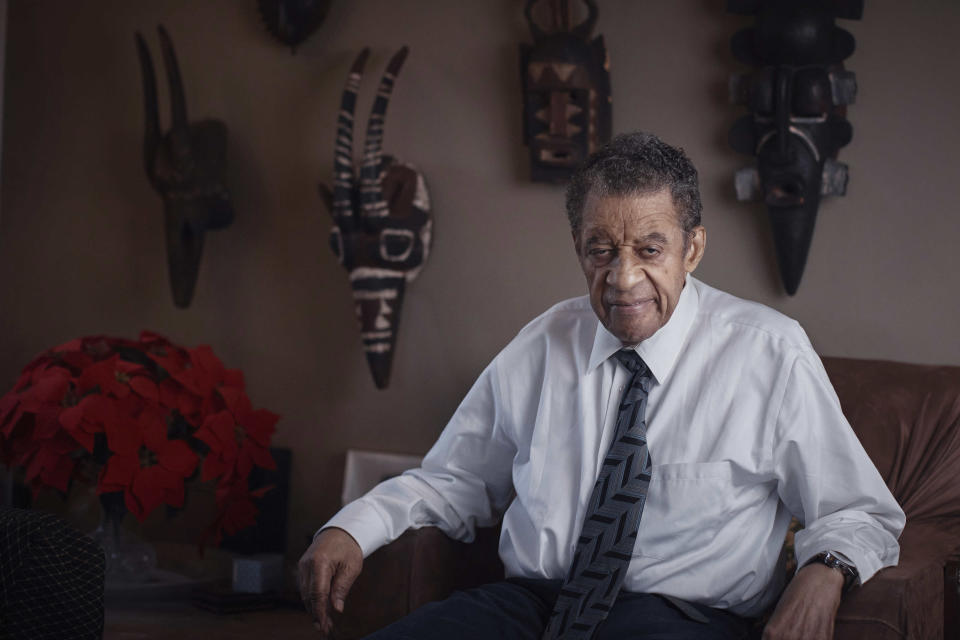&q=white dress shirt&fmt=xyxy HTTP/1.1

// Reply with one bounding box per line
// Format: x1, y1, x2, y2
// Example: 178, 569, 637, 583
324, 276, 905, 617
